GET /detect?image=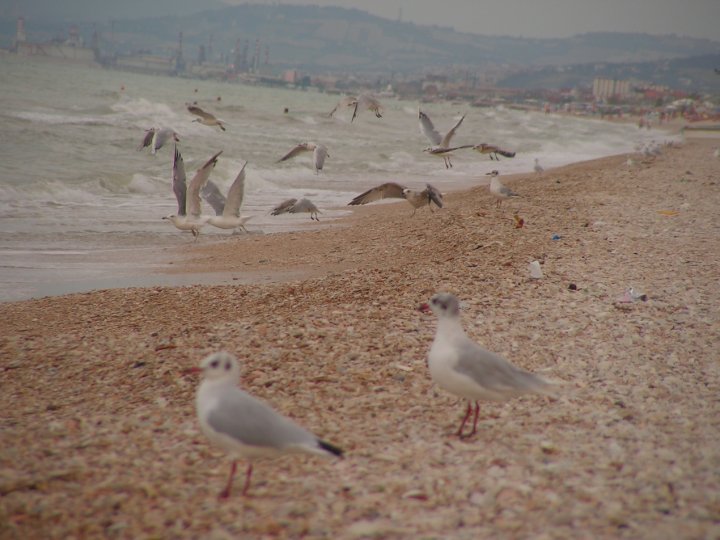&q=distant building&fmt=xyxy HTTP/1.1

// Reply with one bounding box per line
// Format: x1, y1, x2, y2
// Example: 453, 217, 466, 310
593, 78, 631, 101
